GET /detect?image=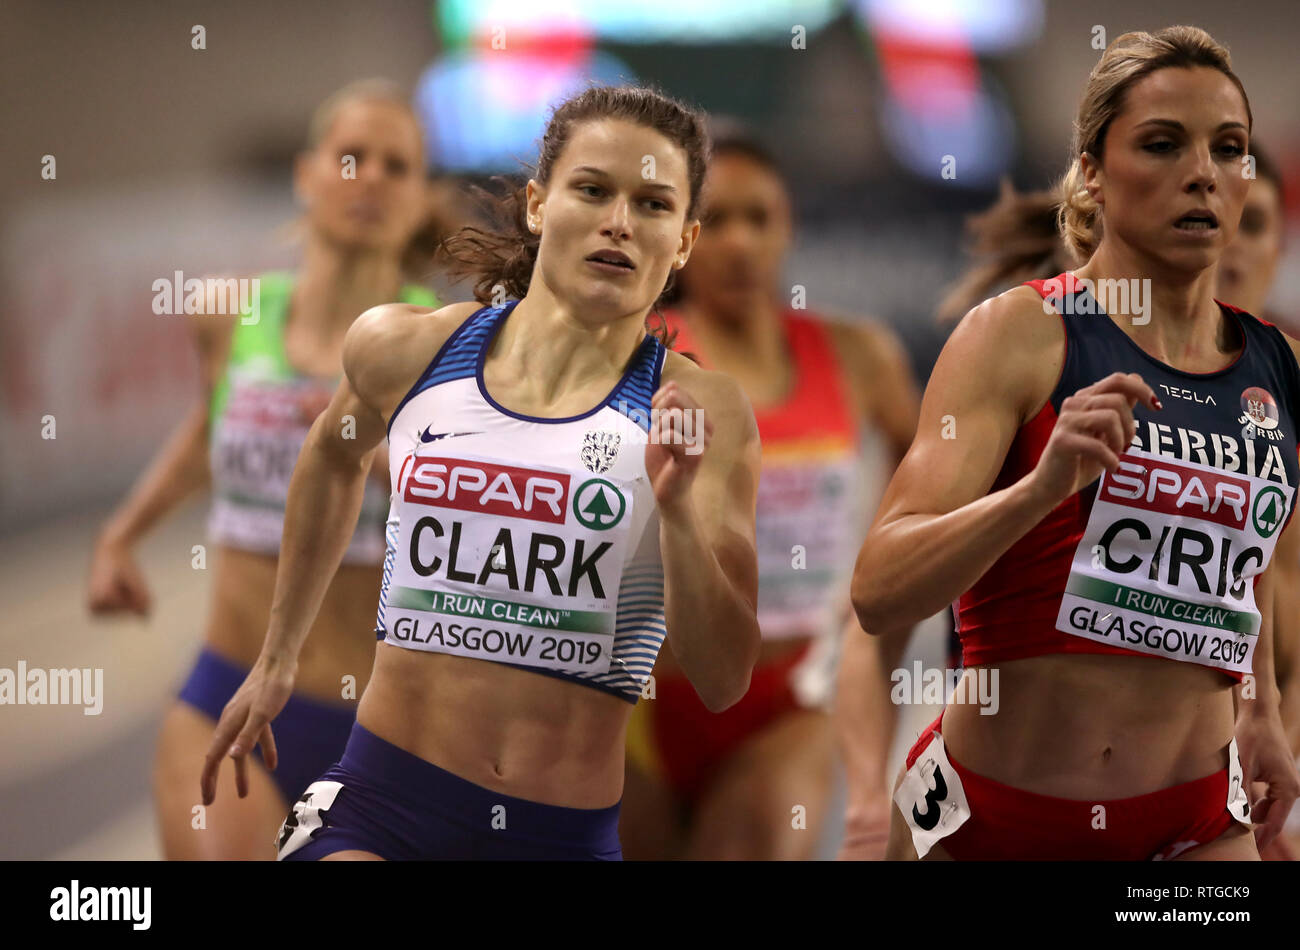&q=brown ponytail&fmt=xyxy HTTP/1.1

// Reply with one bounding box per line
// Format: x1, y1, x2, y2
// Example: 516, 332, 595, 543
937, 180, 1079, 323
